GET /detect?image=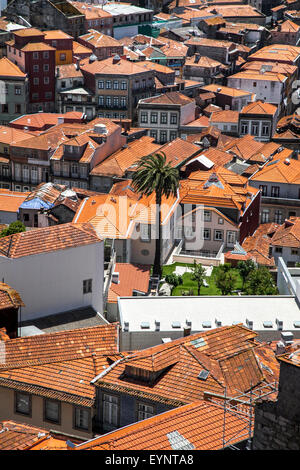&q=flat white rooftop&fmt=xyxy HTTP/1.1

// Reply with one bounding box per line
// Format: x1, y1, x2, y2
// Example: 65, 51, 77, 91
118, 295, 300, 332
